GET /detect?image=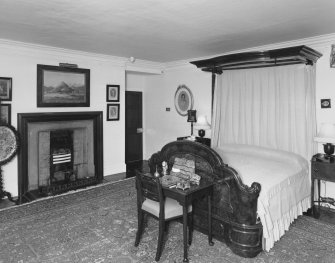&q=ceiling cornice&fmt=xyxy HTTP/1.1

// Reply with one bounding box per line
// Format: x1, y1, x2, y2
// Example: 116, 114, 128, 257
0, 38, 125, 65
0, 38, 164, 73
